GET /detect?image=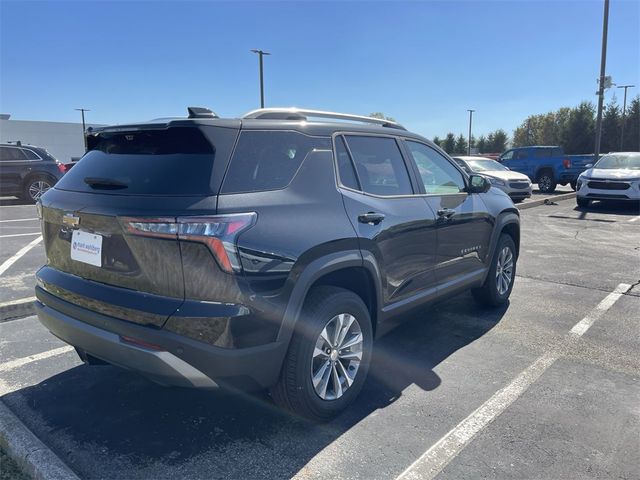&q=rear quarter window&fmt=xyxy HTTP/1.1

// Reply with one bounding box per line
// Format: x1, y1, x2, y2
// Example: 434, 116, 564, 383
54, 127, 232, 196
221, 131, 330, 194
